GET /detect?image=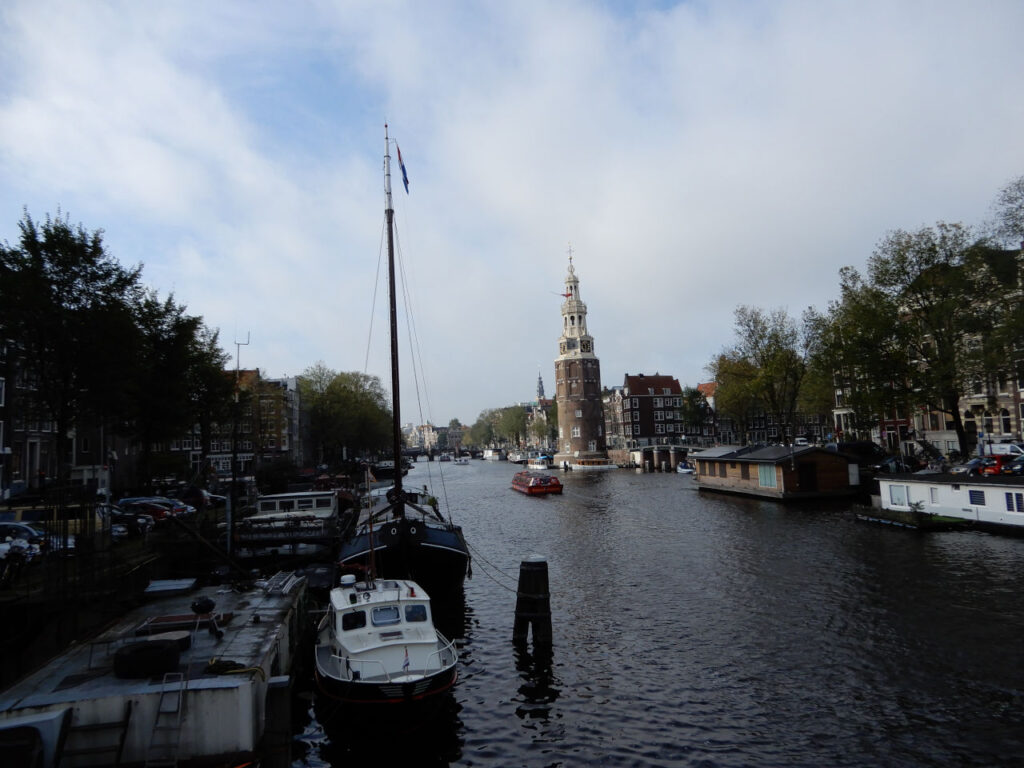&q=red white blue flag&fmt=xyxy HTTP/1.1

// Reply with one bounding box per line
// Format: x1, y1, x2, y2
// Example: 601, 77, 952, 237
403, 647, 410, 671
396, 144, 409, 193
